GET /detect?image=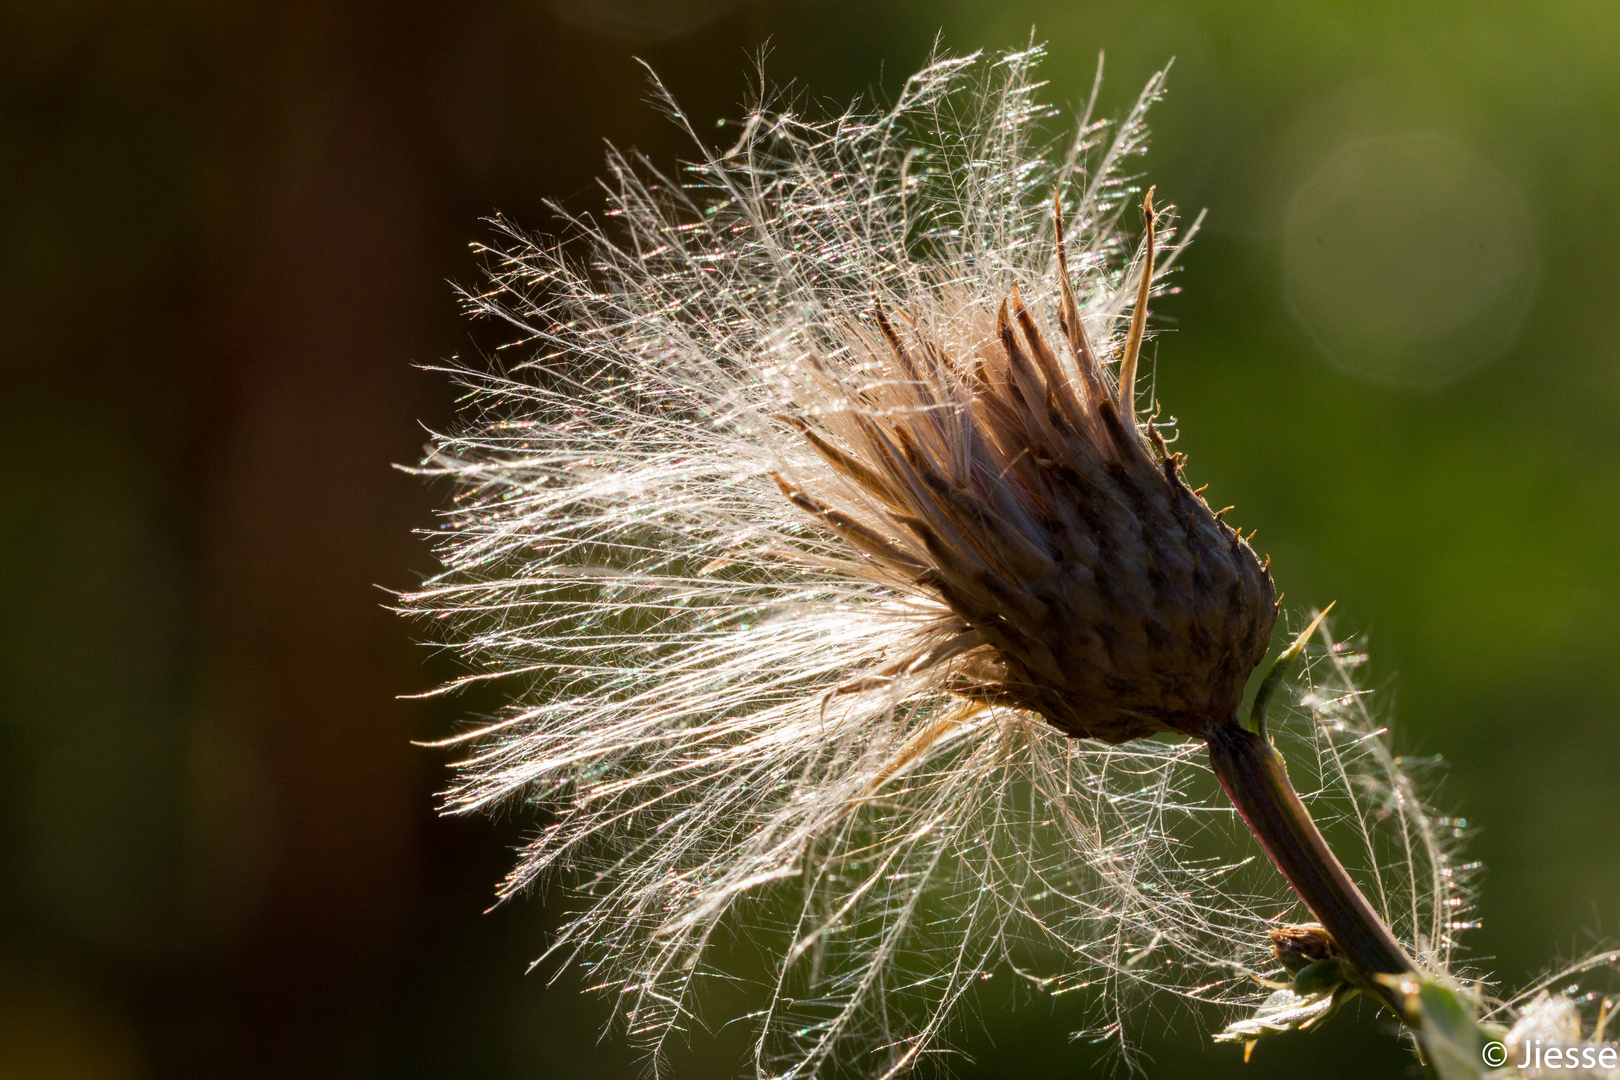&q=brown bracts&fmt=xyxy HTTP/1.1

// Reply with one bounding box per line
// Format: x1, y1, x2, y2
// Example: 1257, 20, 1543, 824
778, 190, 1417, 1017
777, 191, 1276, 744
